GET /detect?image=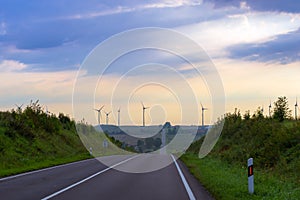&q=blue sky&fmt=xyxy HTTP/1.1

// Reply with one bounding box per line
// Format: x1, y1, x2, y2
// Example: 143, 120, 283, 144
1, 0, 300, 125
